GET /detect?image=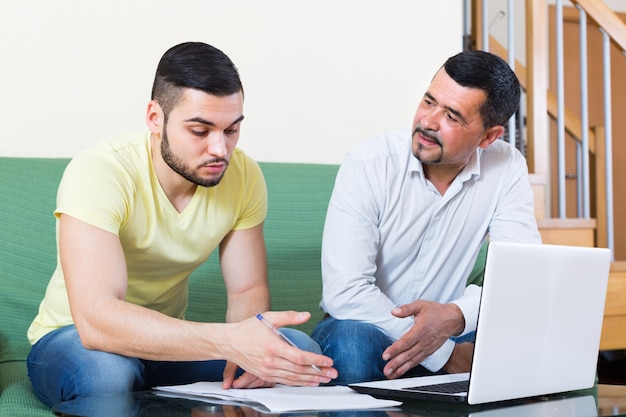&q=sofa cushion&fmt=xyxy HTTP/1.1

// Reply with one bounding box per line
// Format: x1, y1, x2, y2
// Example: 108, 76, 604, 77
0, 158, 69, 364
0, 362, 53, 417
